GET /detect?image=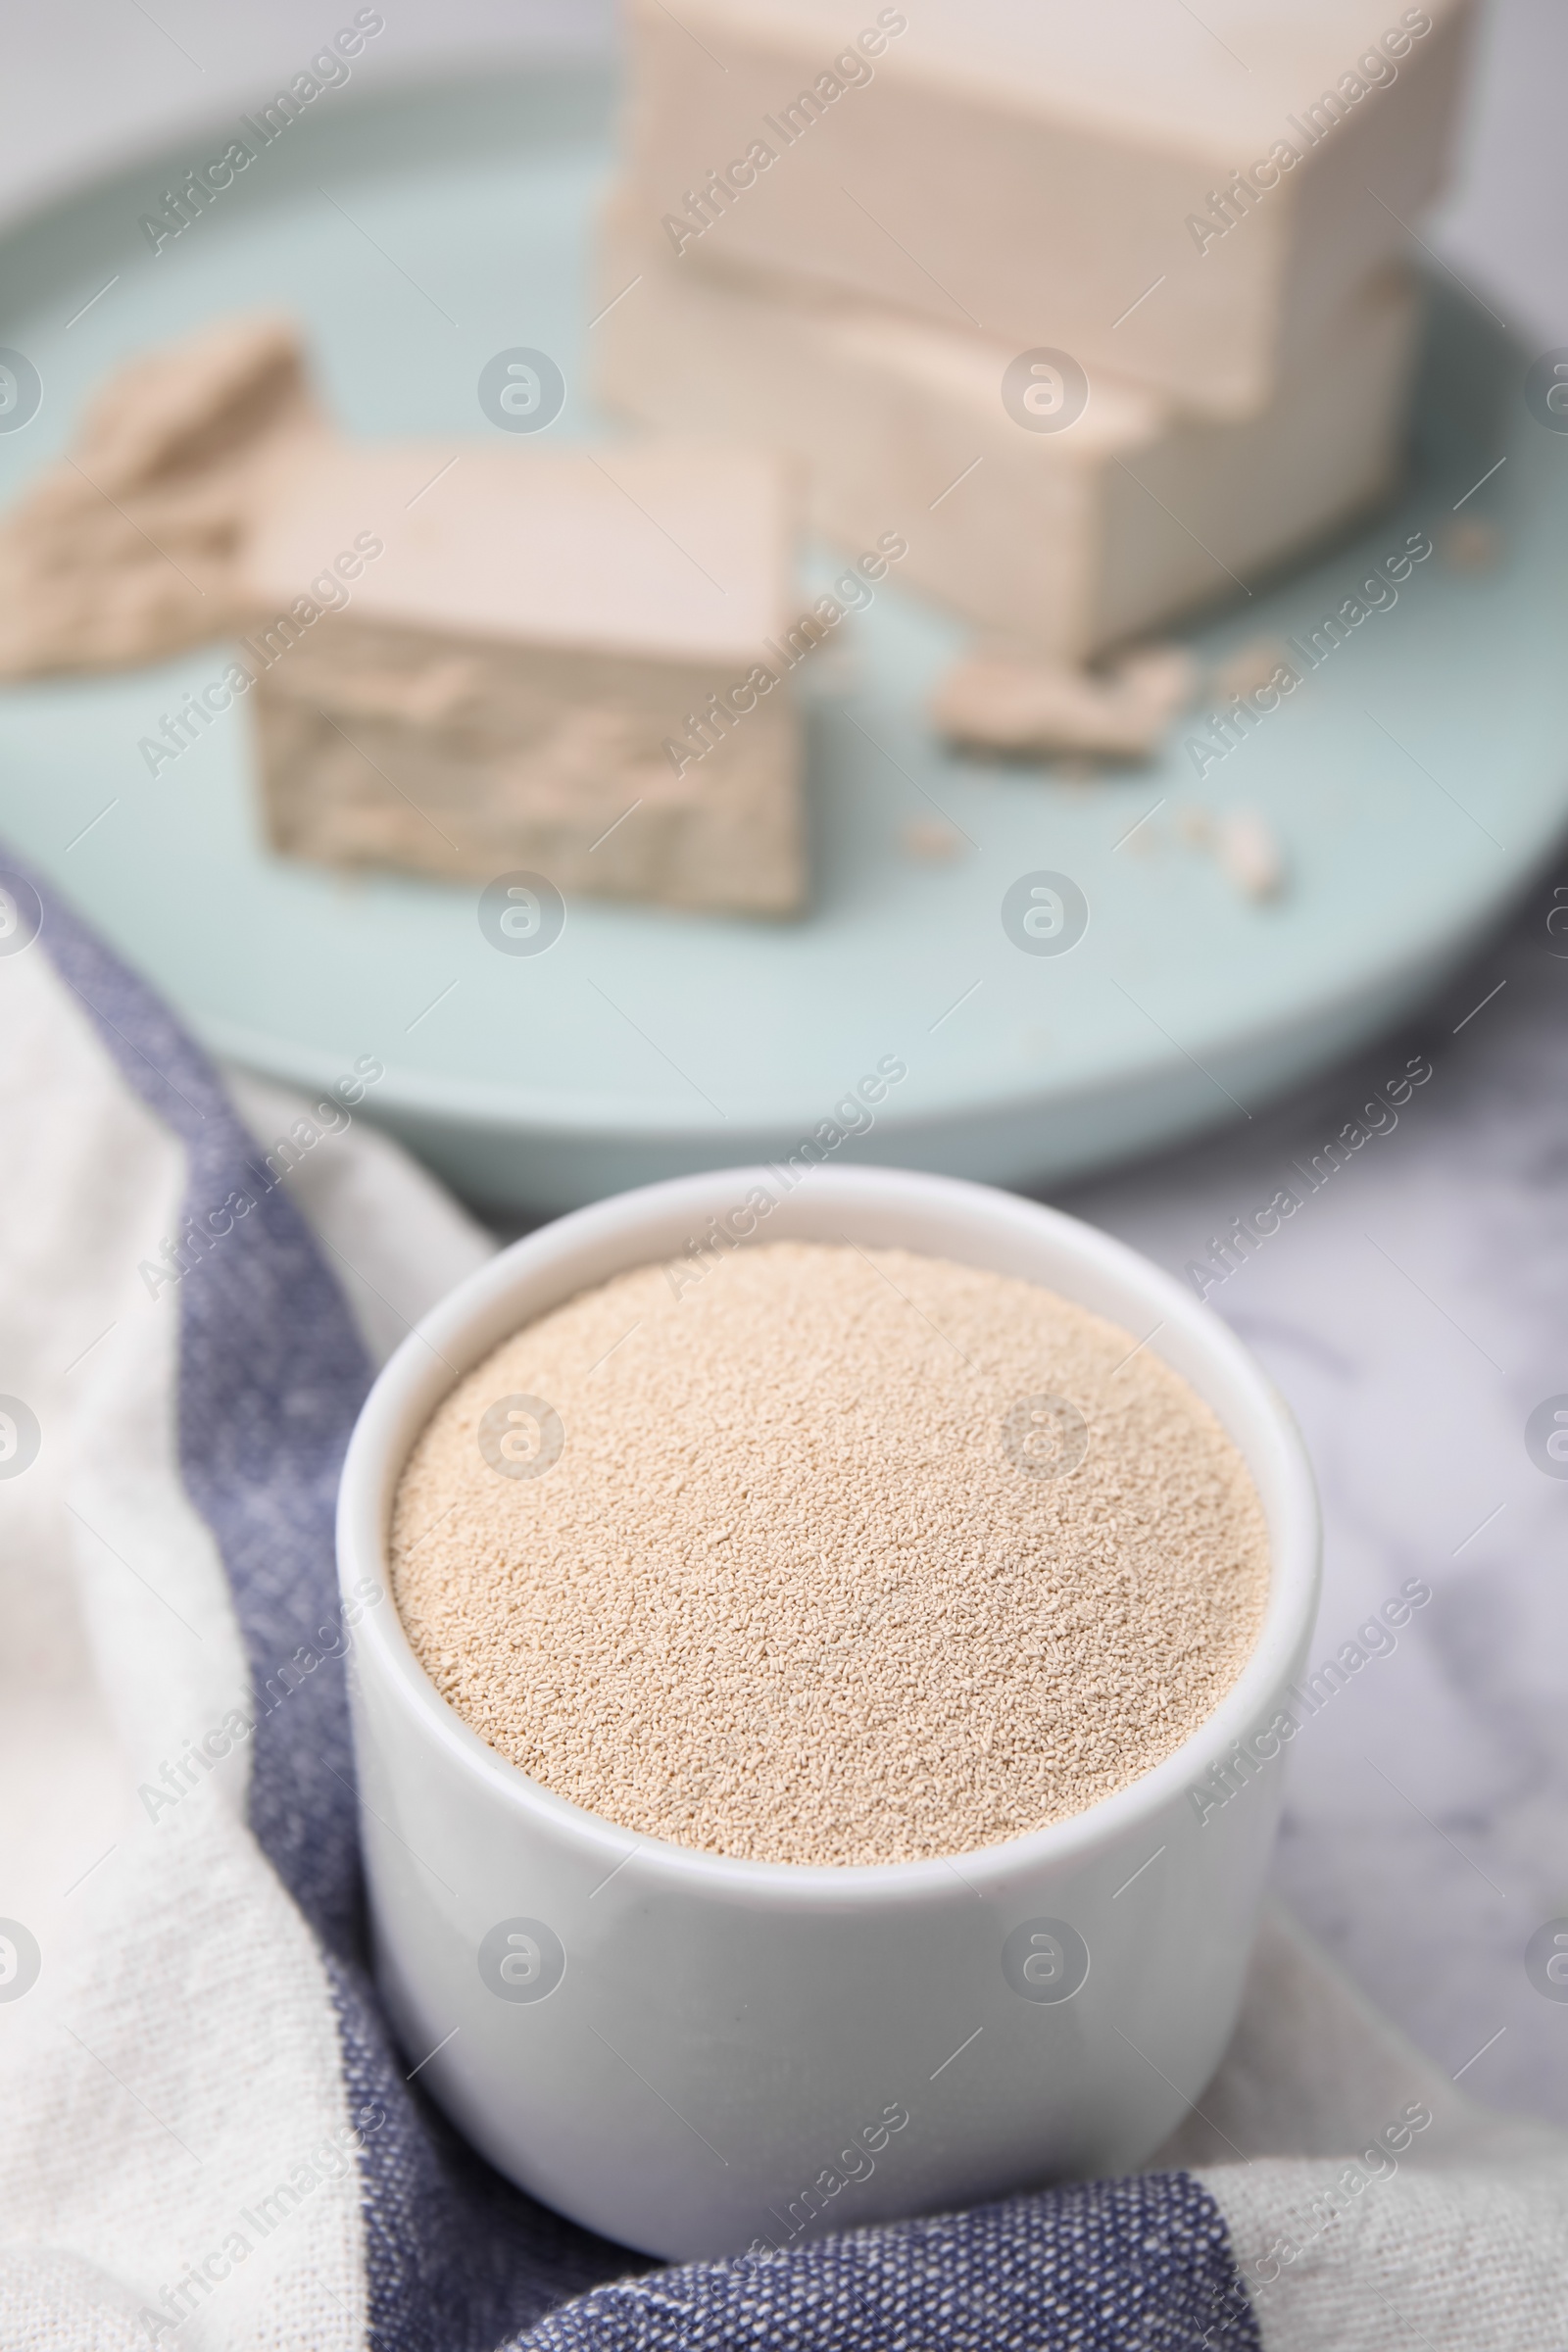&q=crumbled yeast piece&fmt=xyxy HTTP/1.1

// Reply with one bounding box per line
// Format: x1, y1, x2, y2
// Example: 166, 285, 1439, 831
1441, 518, 1502, 572
0, 315, 324, 678
1216, 808, 1285, 900
902, 817, 964, 862
930, 643, 1197, 759
1209, 636, 1291, 703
